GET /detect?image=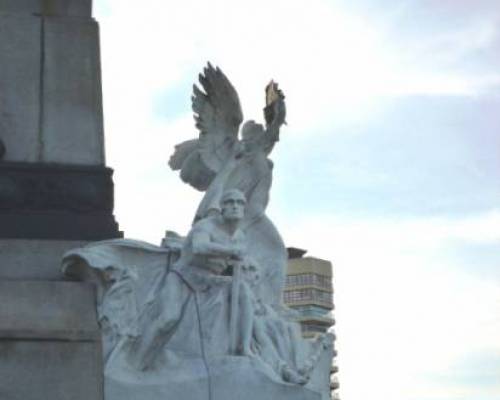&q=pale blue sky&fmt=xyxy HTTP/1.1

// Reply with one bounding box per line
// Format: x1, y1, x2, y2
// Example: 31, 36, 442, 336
94, 1, 500, 399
